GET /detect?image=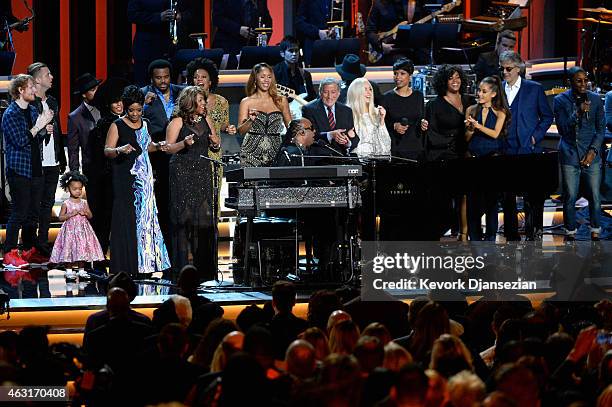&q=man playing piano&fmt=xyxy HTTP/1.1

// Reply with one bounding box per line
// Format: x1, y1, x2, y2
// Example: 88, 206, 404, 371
275, 118, 331, 166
